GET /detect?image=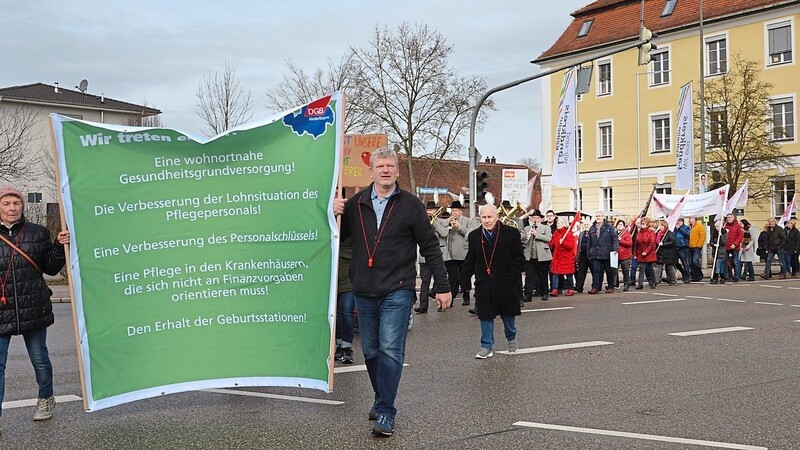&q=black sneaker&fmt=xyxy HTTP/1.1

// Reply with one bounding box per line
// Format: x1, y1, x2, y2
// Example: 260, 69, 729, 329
341, 348, 354, 364
334, 346, 343, 361
372, 413, 395, 436
413, 307, 427, 314
468, 308, 478, 315
368, 407, 379, 421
